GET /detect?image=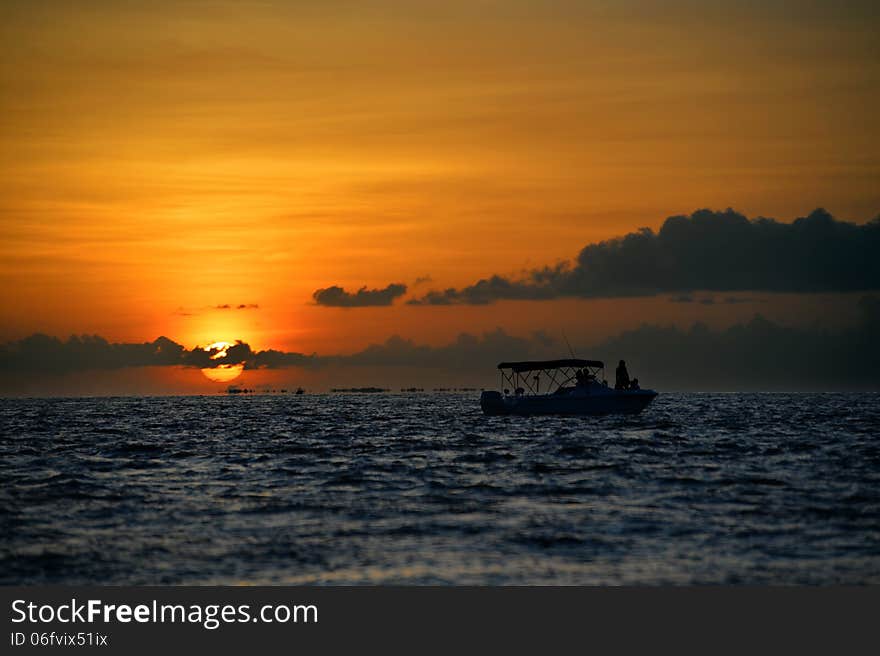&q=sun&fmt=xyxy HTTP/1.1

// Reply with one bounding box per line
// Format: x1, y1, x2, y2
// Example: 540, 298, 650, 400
200, 341, 245, 383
